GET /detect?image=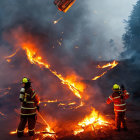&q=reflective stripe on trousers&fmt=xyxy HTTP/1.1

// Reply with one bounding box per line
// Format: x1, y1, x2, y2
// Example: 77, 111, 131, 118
115, 112, 127, 129
17, 115, 36, 135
